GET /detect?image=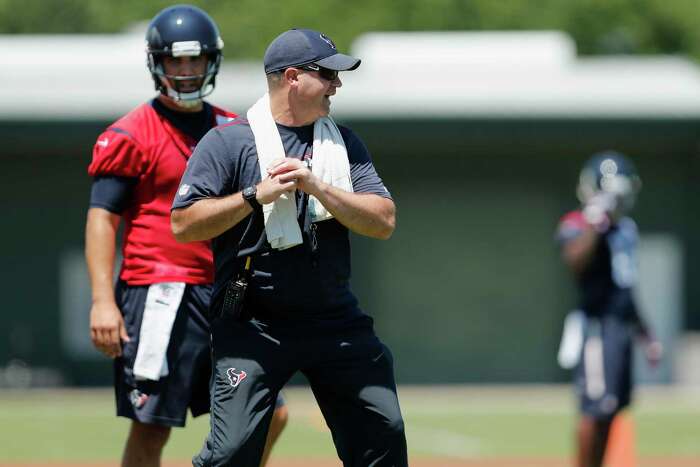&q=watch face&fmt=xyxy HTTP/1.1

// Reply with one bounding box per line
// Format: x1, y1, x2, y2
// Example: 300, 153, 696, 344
243, 186, 255, 199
